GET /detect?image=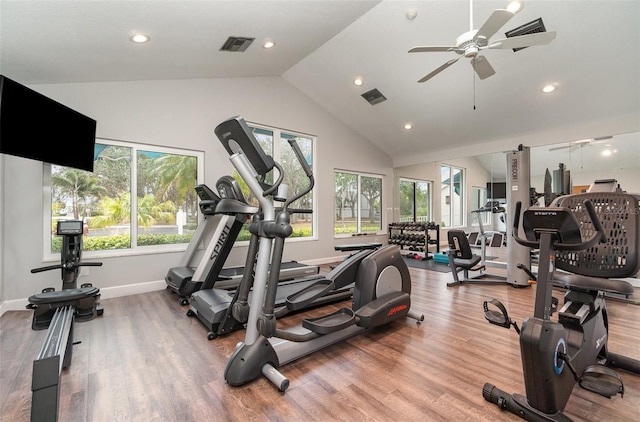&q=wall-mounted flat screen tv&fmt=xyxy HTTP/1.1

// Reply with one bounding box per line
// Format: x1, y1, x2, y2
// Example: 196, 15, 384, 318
486, 182, 507, 200
0, 75, 97, 172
